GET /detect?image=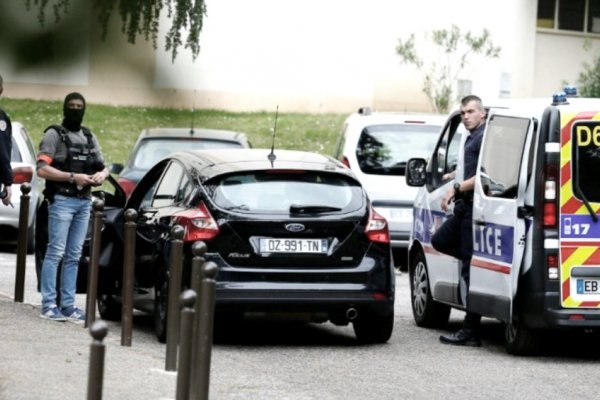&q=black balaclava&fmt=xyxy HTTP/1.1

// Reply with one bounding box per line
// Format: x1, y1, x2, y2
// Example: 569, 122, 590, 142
62, 92, 86, 131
